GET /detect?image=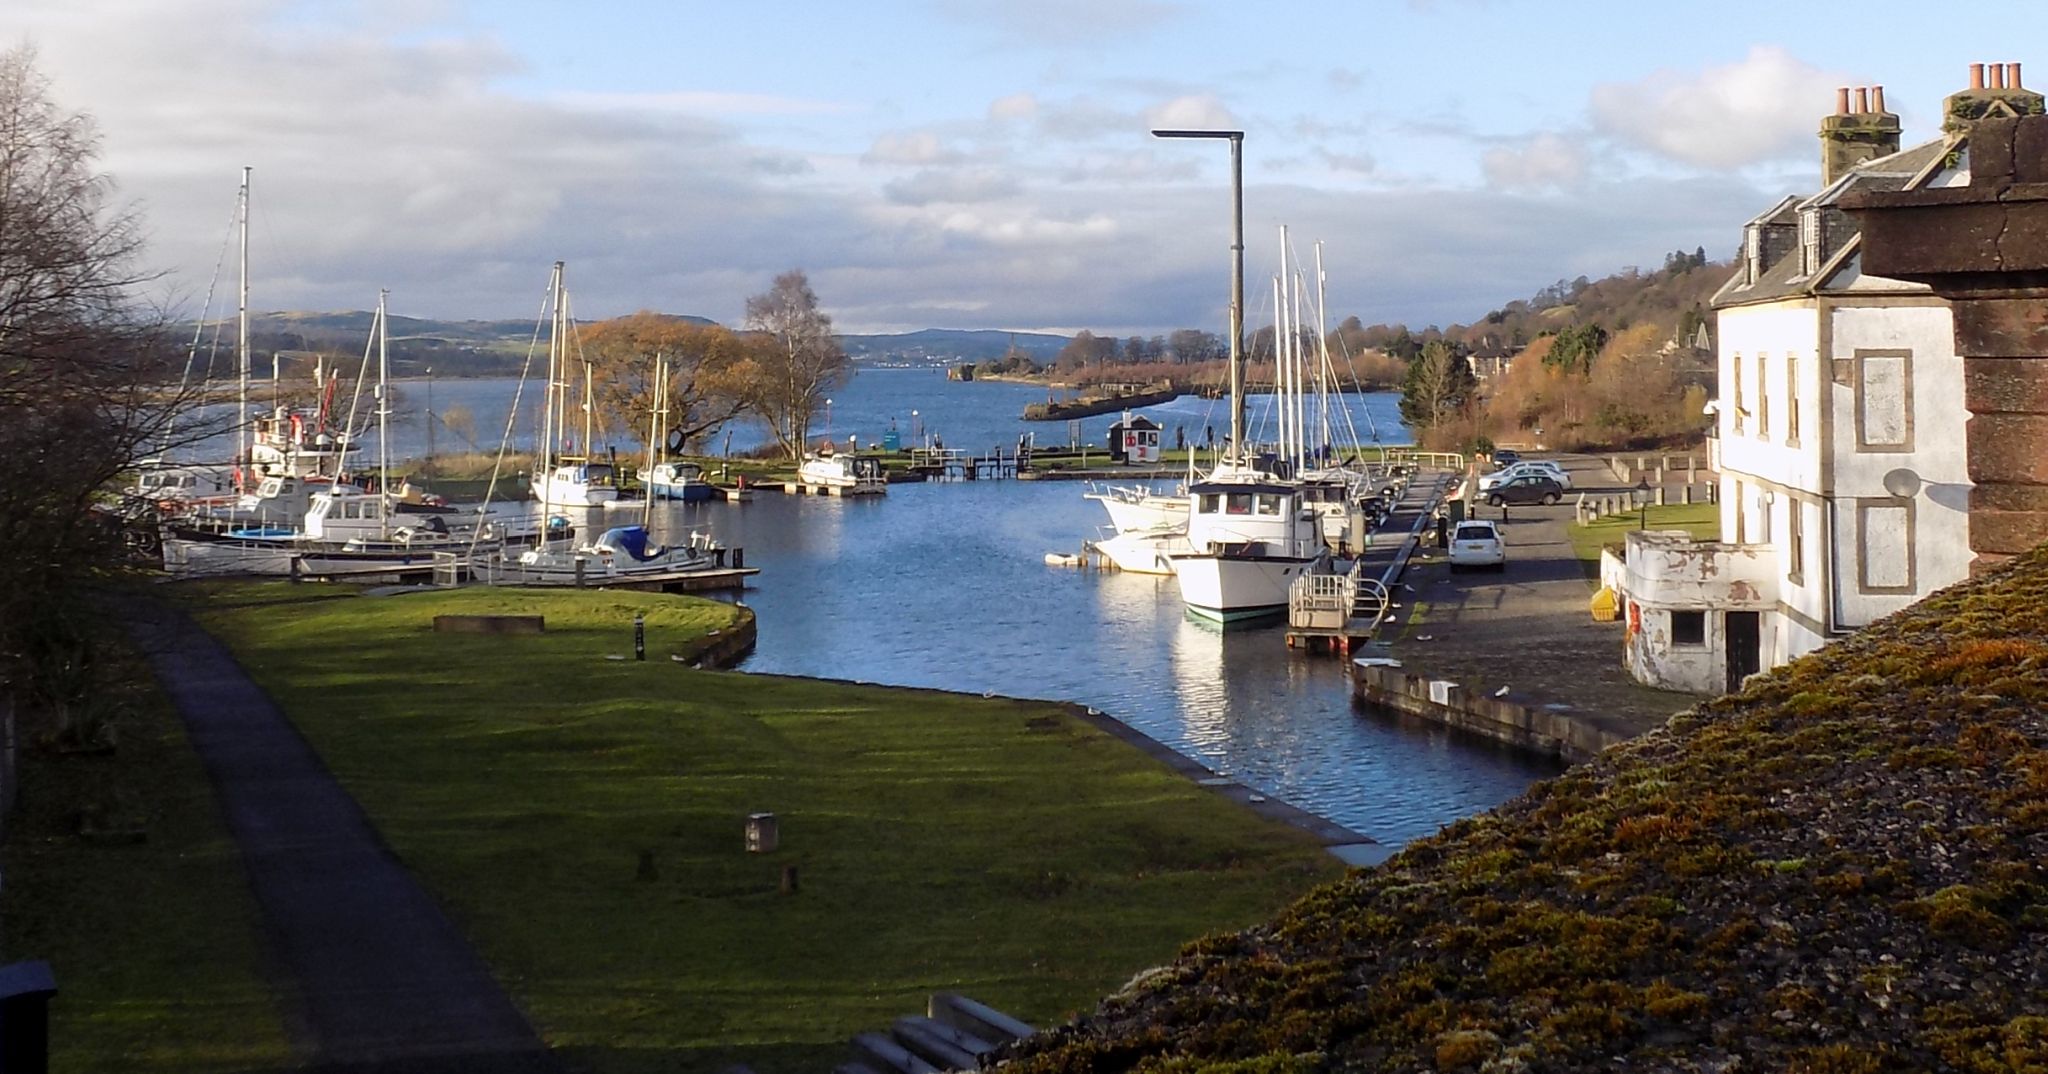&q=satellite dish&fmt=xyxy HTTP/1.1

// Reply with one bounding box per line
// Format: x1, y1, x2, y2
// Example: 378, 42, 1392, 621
1882, 467, 1922, 498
